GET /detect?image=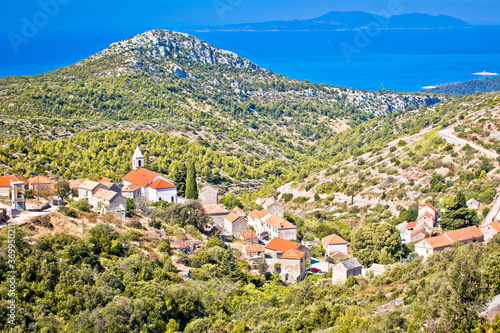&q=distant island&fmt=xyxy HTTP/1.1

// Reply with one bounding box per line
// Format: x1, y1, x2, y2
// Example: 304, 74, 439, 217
203, 11, 470, 31
422, 76, 500, 95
